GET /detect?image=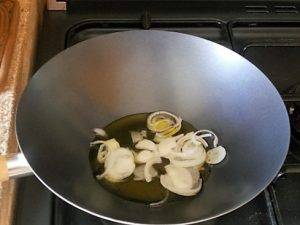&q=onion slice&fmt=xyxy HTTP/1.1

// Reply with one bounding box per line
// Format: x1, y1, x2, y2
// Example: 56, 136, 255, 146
149, 190, 169, 208
170, 156, 206, 168
133, 164, 157, 181
93, 128, 108, 138
165, 165, 194, 189
158, 137, 177, 157
130, 131, 143, 144
99, 148, 135, 182
92, 111, 226, 200
135, 150, 155, 164
194, 130, 219, 148
176, 132, 194, 151
169, 141, 206, 167
135, 139, 157, 152
93, 139, 120, 163
141, 130, 147, 138
144, 157, 162, 182
160, 174, 202, 196
206, 146, 226, 164
147, 111, 182, 138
